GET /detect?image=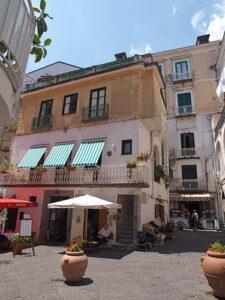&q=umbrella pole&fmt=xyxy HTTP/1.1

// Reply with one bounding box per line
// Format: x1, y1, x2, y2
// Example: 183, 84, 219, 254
83, 209, 87, 240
